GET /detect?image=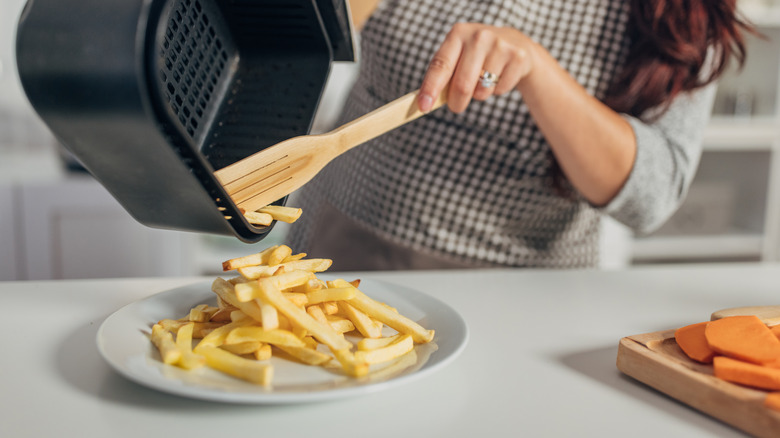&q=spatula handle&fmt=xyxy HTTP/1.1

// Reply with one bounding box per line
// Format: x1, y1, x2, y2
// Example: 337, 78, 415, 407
213, 87, 448, 214
331, 87, 448, 153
